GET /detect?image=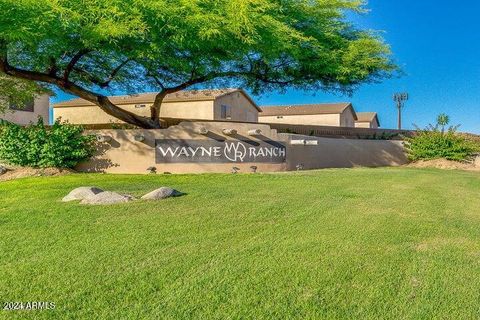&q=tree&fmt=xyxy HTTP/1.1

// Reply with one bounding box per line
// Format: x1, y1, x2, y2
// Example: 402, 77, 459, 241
0, 0, 397, 129
436, 113, 450, 134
